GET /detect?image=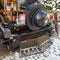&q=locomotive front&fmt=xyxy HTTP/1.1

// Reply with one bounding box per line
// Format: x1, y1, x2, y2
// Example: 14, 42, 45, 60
0, 0, 55, 50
